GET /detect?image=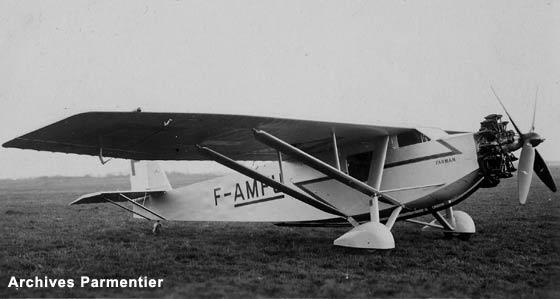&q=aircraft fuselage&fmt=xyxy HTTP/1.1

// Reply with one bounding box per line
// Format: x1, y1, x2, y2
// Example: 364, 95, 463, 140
135, 132, 483, 224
